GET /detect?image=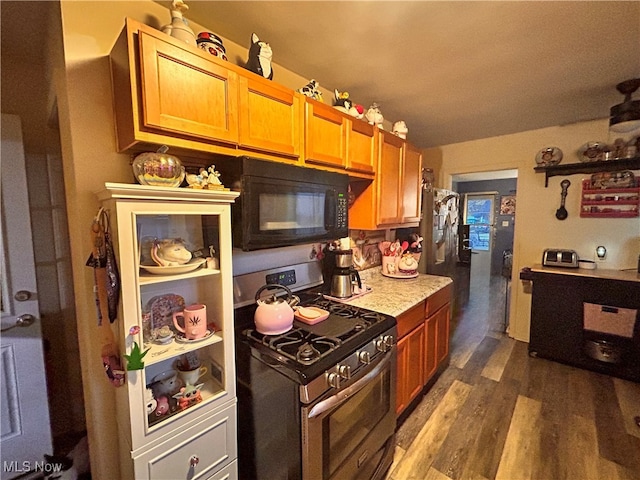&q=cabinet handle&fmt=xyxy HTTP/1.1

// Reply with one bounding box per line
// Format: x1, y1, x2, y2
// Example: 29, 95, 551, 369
189, 455, 199, 467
